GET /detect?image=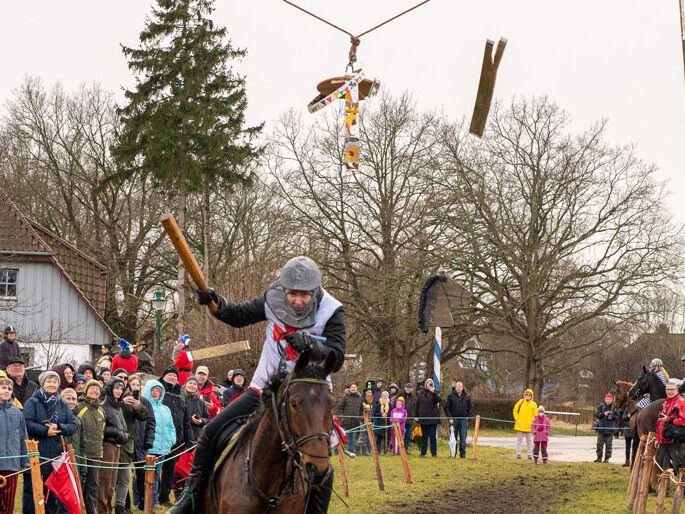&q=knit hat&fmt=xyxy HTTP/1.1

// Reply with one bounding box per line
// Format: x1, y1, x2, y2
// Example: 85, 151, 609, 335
119, 338, 131, 352
38, 370, 60, 387
161, 366, 179, 380
185, 375, 199, 385
99, 367, 111, 375
75, 375, 87, 383
605, 393, 613, 401
538, 405, 545, 413
389, 383, 399, 391
405, 383, 414, 389
83, 379, 101, 396
177, 334, 191, 346
196, 366, 209, 375
112, 368, 129, 378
